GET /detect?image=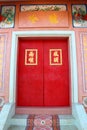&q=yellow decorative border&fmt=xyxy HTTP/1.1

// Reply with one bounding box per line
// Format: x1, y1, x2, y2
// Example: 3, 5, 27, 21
80, 33, 87, 92
49, 49, 62, 65
25, 49, 38, 65
0, 34, 7, 91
